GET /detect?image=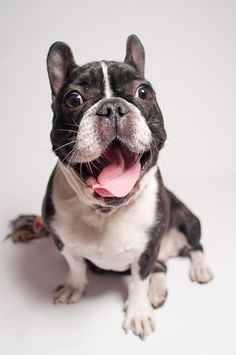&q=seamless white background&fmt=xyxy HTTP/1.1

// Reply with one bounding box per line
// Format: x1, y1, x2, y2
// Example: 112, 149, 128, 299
0, 1, 235, 354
